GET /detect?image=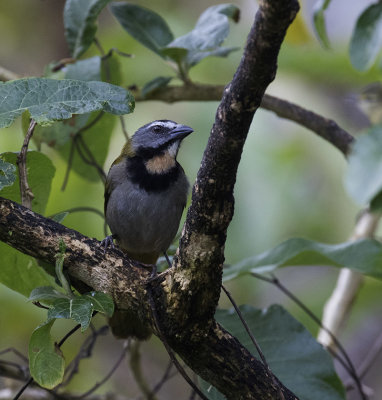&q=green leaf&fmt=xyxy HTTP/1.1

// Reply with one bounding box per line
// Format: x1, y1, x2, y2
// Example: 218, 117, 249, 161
166, 4, 240, 68
84, 291, 114, 317
185, 46, 239, 67
0, 151, 55, 214
141, 76, 173, 97
57, 111, 115, 182
199, 378, 224, 400
64, 0, 111, 58
65, 56, 102, 81
0, 78, 135, 128
51, 212, 69, 223
0, 159, 16, 190
0, 151, 57, 297
29, 286, 69, 303
48, 297, 93, 331
0, 246, 56, 297
110, 2, 174, 55
349, 2, 382, 71
223, 238, 382, 282
29, 320, 65, 389
345, 126, 382, 206
214, 305, 345, 400
312, 0, 332, 48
